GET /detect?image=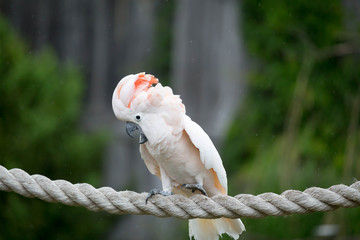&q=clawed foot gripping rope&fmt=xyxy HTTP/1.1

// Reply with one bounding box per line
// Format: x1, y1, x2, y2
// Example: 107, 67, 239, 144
0, 165, 359, 219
